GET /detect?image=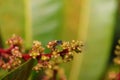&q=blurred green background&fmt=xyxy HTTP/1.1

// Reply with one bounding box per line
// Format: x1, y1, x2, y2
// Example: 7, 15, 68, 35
0, 0, 120, 80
